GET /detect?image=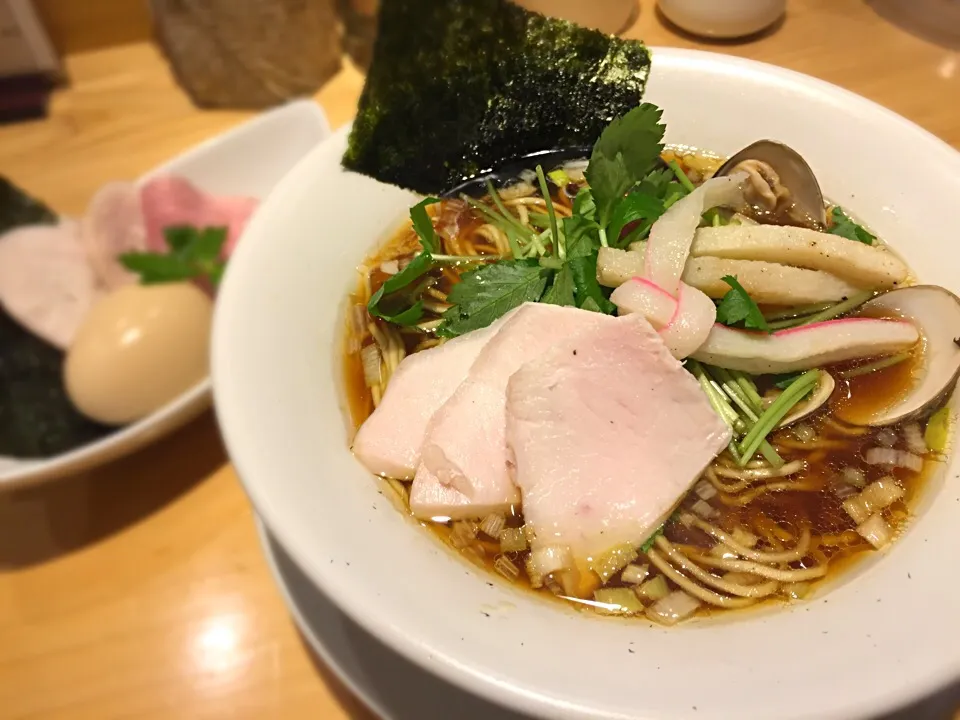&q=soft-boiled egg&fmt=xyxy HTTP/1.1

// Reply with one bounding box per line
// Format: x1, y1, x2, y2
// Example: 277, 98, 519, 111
65, 282, 212, 425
